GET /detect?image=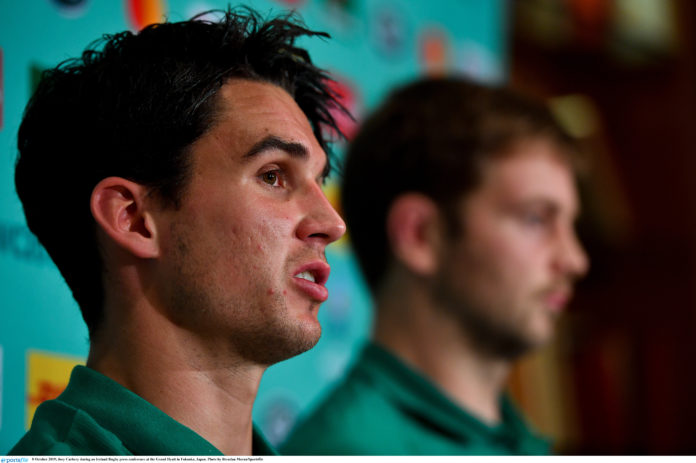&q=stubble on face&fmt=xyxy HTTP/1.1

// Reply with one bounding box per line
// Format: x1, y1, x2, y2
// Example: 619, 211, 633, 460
431, 247, 550, 360
166, 220, 322, 367
429, 142, 584, 361
150, 80, 343, 369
